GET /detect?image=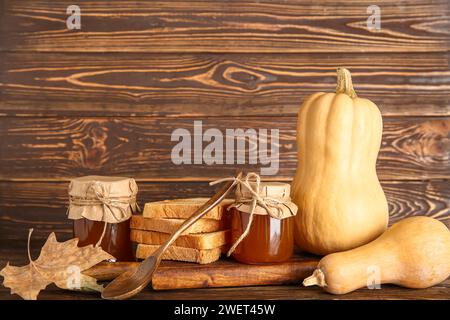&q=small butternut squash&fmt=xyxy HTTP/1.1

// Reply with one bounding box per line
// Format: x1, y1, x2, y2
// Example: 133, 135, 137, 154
303, 216, 450, 294
291, 68, 389, 255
